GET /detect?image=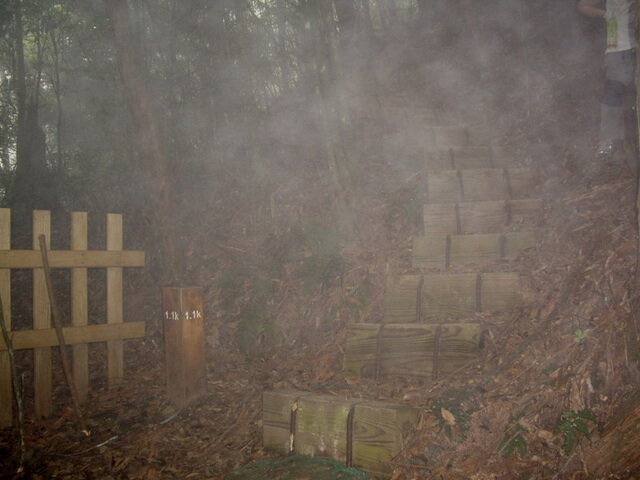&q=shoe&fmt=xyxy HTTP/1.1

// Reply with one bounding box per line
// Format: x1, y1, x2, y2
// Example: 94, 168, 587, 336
595, 139, 622, 158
